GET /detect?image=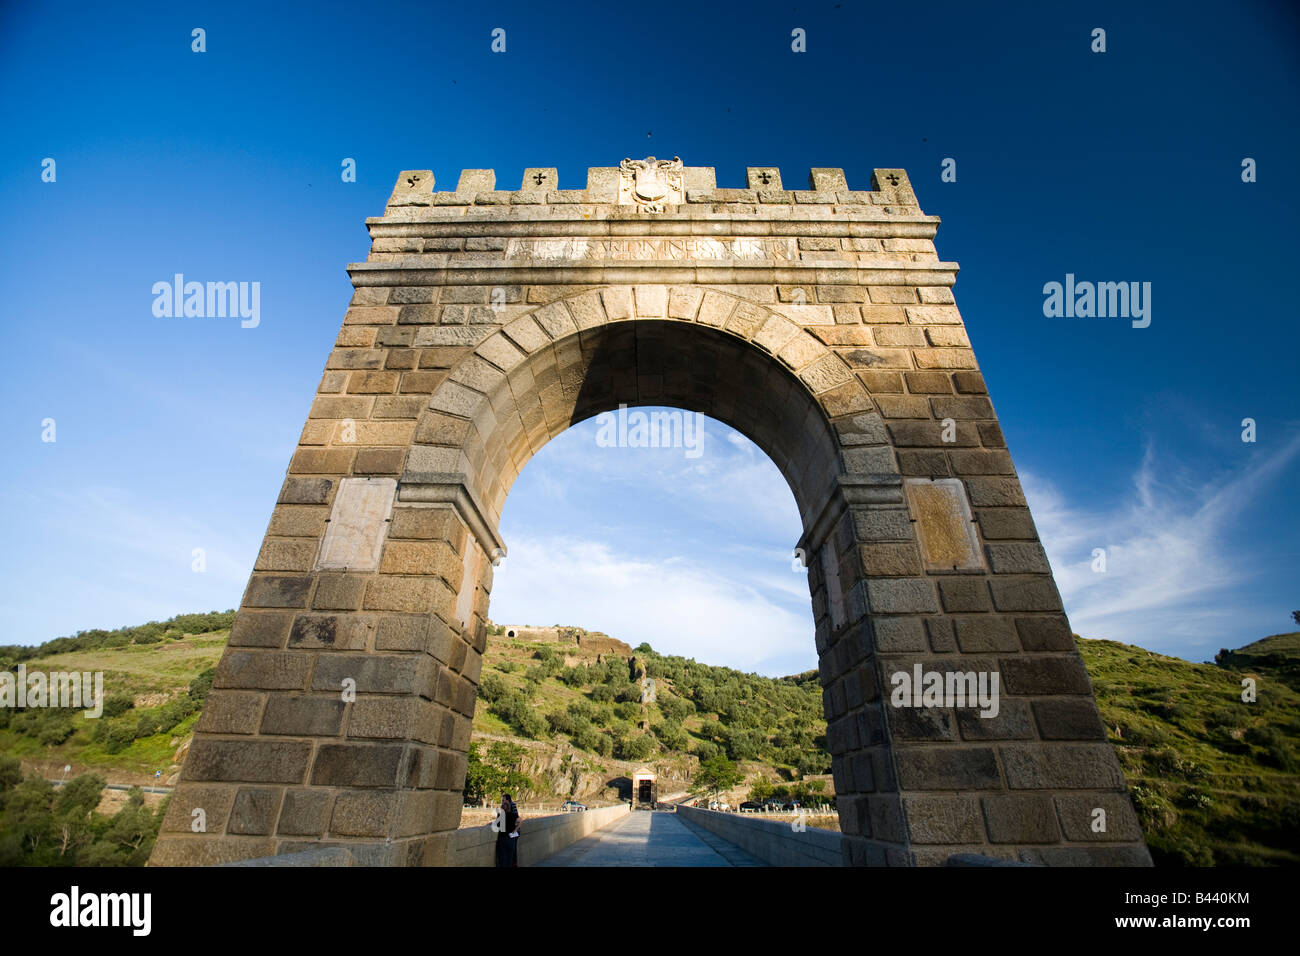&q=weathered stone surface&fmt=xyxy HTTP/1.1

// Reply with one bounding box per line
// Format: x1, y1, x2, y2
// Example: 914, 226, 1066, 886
981, 795, 1060, 843
184, 739, 312, 784
310, 743, 406, 788
197, 692, 264, 735
1033, 698, 1107, 740
905, 478, 985, 571
1001, 744, 1127, 790
228, 788, 281, 835
903, 795, 983, 844
260, 695, 347, 737
277, 789, 333, 836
